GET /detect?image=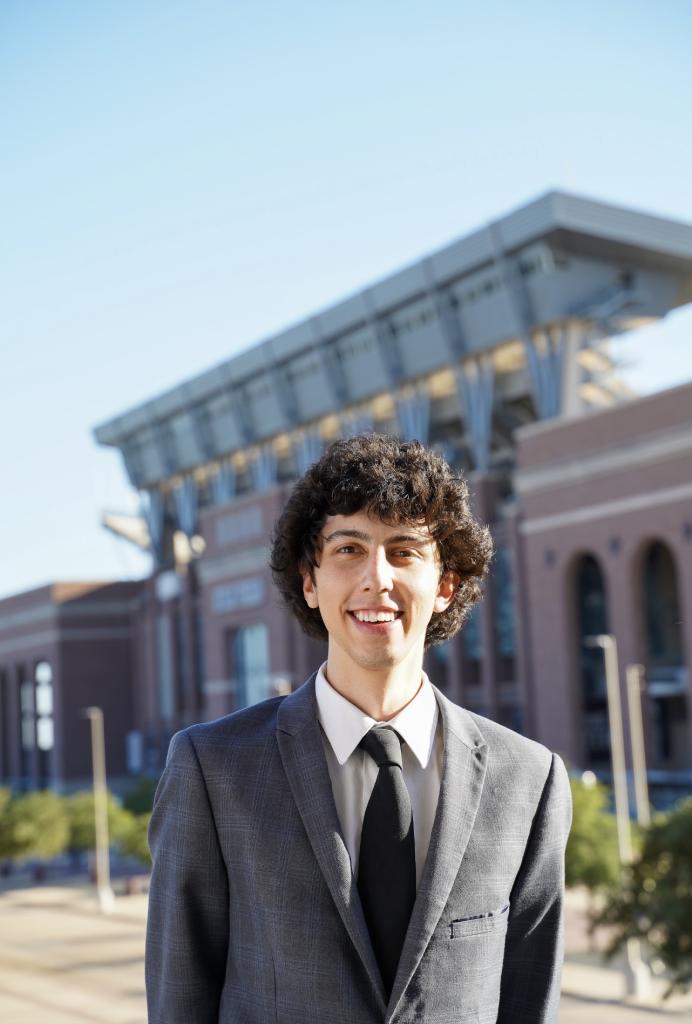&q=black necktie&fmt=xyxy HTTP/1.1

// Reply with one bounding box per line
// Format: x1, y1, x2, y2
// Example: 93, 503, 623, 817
357, 727, 416, 996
